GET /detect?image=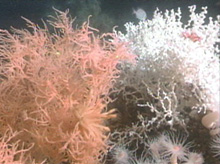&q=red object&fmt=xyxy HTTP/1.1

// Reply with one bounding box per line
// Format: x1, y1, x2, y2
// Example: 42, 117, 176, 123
182, 31, 202, 42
